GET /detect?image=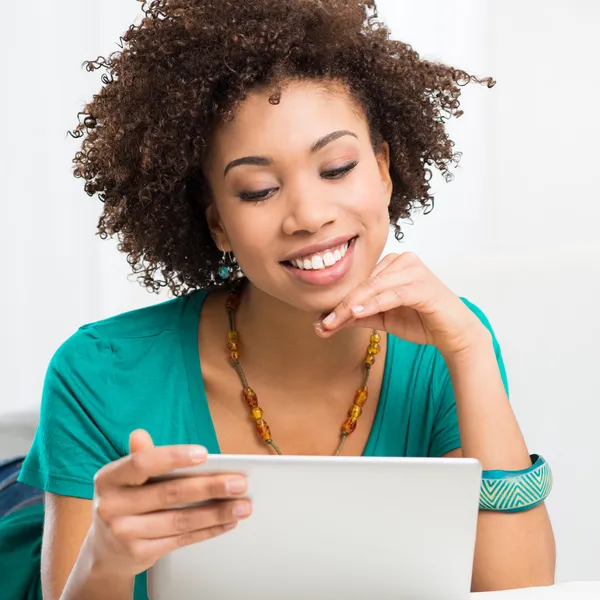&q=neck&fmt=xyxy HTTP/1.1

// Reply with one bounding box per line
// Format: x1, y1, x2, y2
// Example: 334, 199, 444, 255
232, 282, 373, 386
